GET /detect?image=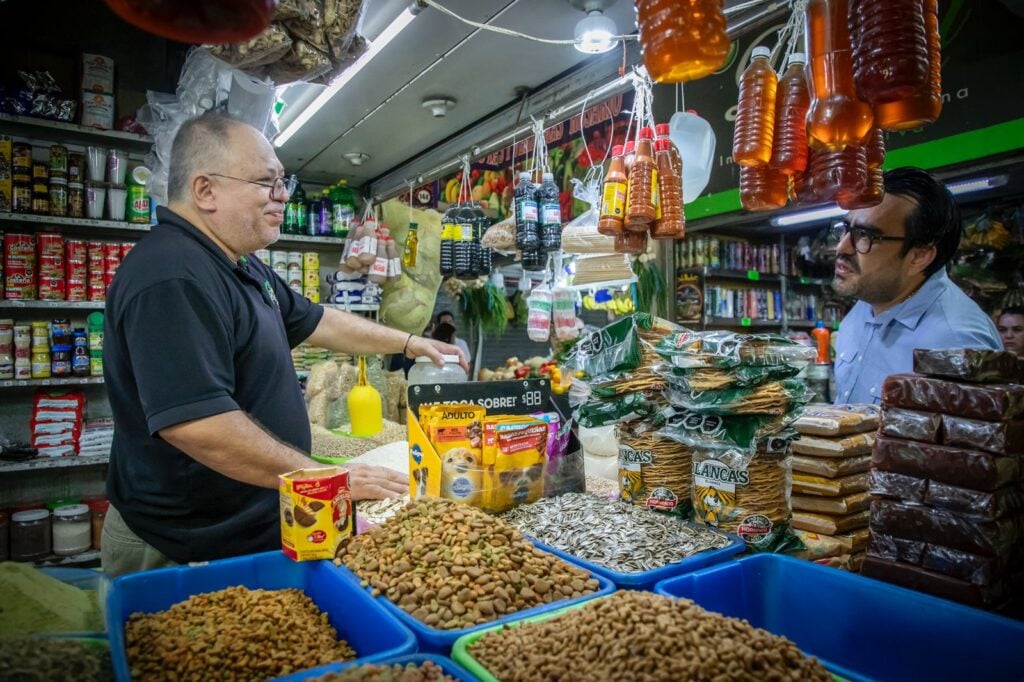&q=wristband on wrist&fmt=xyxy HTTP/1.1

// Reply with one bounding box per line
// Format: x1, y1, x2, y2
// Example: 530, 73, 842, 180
403, 333, 414, 356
